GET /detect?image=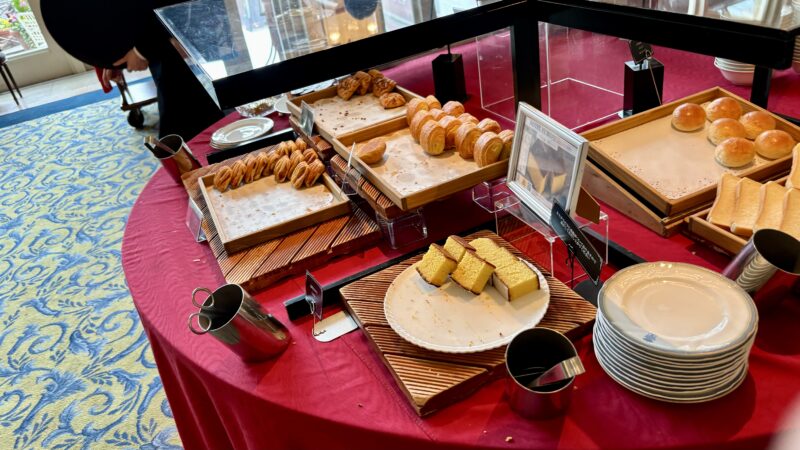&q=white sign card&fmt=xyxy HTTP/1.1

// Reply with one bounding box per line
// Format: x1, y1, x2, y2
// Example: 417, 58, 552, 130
506, 102, 589, 225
